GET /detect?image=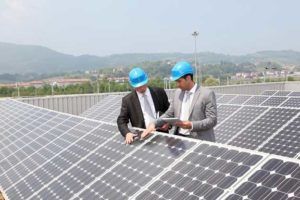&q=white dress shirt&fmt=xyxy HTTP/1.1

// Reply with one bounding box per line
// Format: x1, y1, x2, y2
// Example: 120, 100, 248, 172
179, 84, 197, 135
136, 88, 156, 128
